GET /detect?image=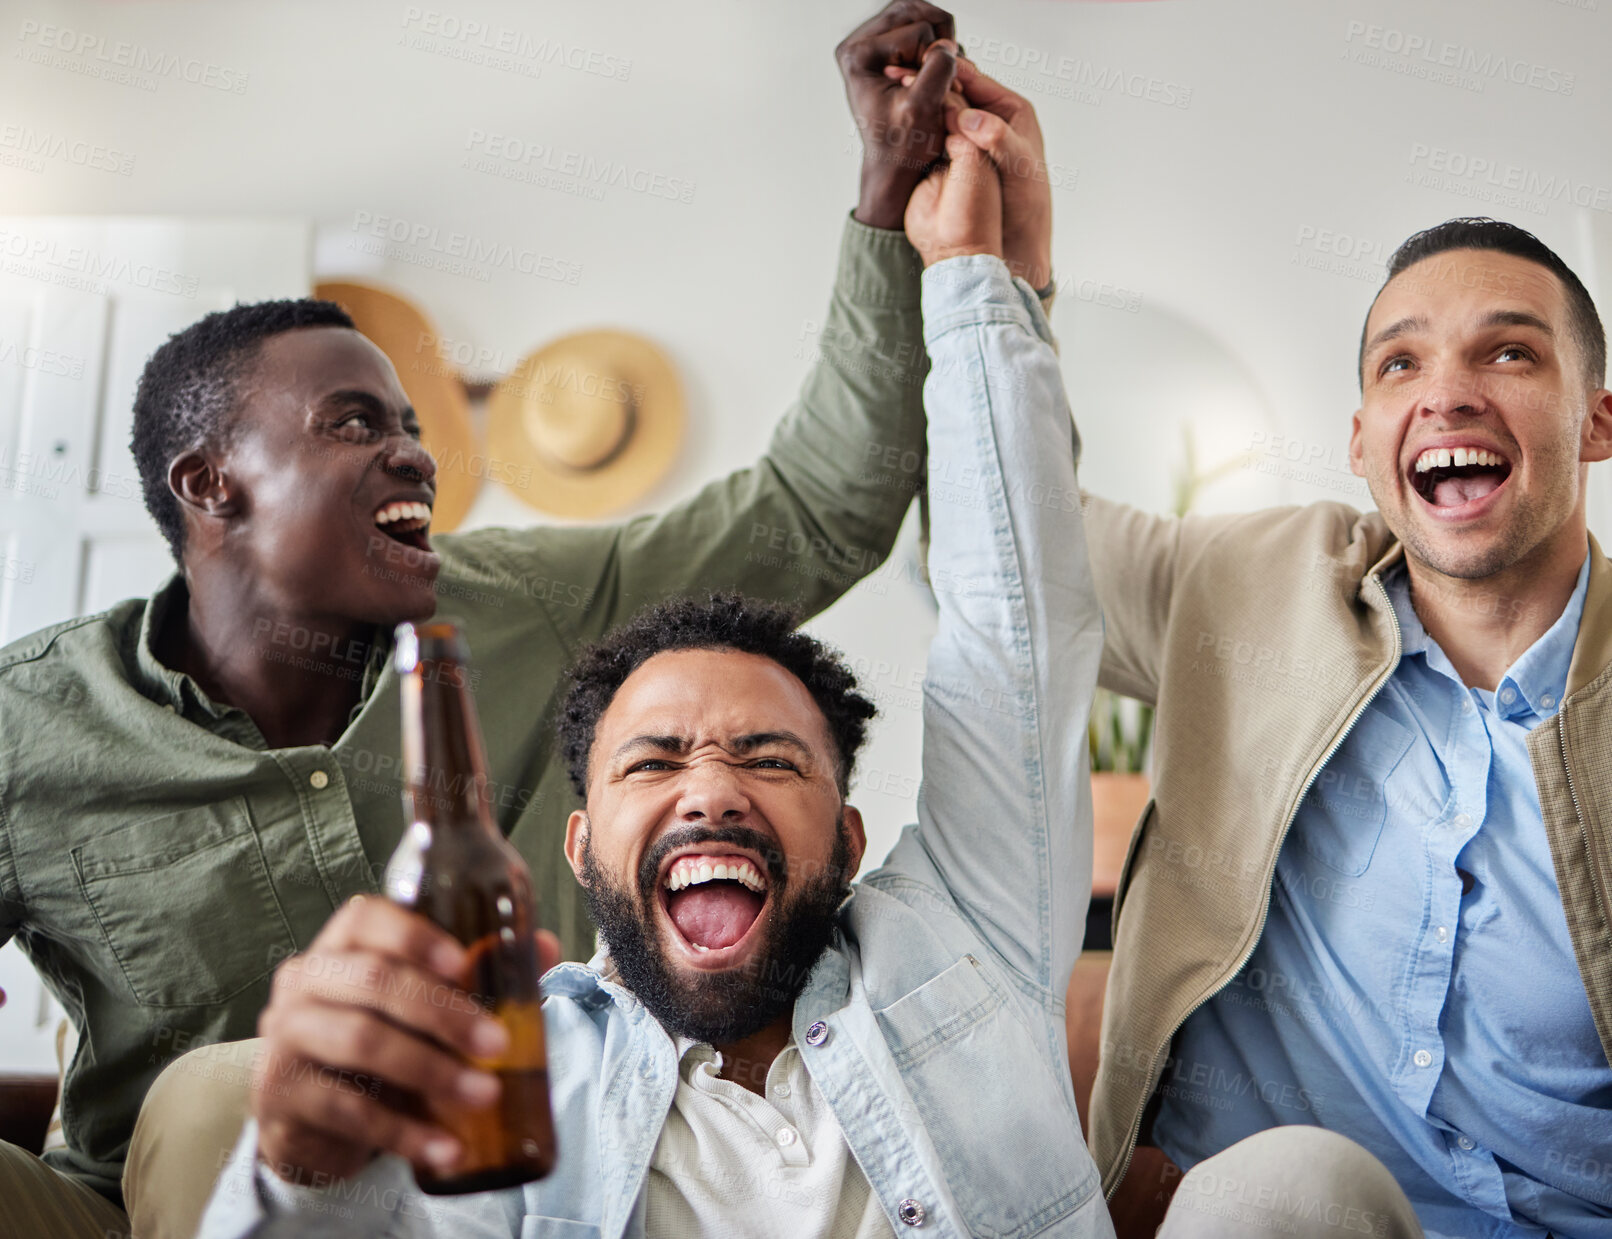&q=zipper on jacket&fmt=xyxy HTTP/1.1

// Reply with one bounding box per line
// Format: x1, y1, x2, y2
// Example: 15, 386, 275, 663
1108, 571, 1404, 1196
